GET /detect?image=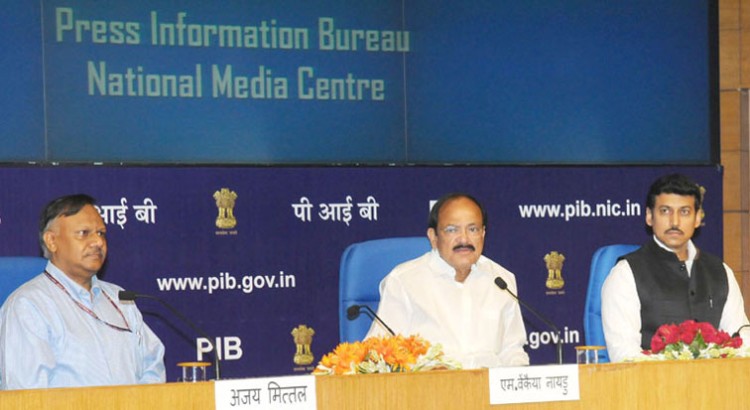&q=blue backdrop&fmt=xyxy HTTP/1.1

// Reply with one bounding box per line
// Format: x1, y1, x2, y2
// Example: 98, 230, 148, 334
0, 165, 723, 379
